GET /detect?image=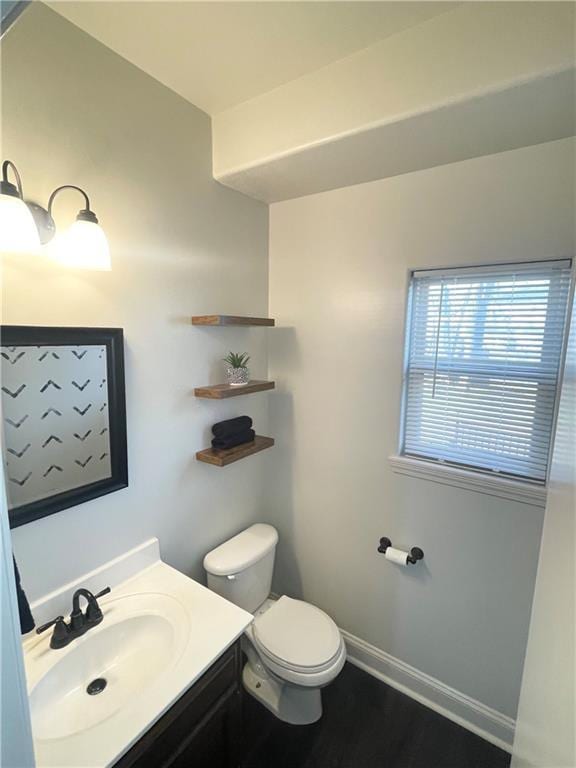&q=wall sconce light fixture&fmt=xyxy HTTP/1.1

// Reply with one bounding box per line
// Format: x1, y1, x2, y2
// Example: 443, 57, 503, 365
0, 160, 111, 270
